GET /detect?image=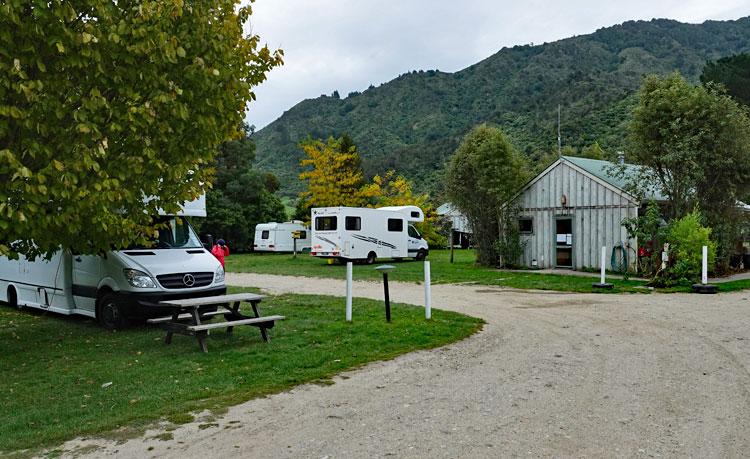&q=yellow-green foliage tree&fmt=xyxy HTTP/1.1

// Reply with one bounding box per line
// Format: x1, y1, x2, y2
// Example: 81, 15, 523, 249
298, 136, 372, 215
0, 0, 282, 259
365, 171, 445, 246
